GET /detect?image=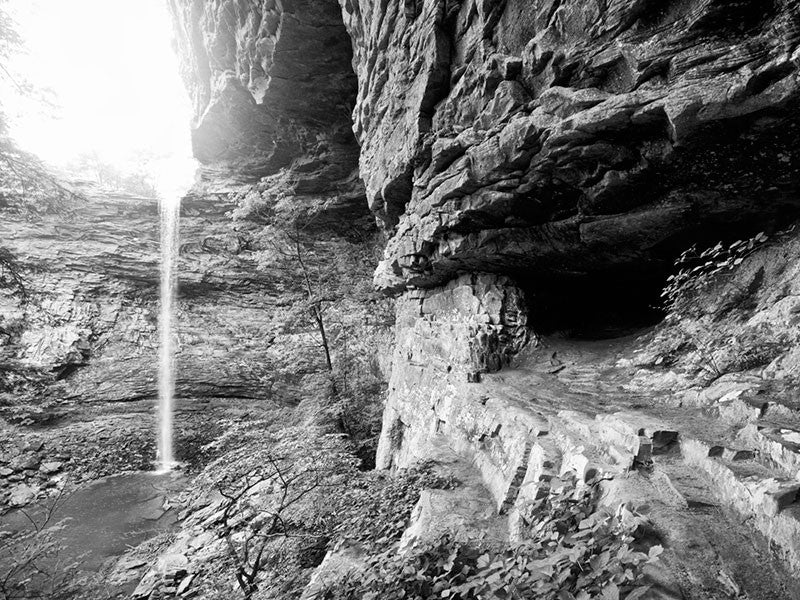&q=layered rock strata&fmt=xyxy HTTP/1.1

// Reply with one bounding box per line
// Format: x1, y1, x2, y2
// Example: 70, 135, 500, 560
337, 4, 800, 554
375, 273, 532, 502
168, 0, 800, 502
168, 0, 370, 230
155, 0, 800, 594
0, 191, 328, 406
339, 0, 800, 292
